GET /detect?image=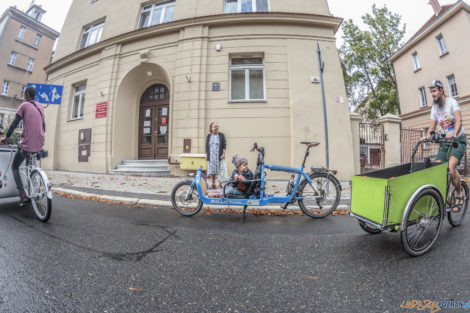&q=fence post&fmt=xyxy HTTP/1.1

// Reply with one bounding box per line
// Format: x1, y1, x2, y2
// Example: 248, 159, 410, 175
349, 112, 361, 174
378, 114, 402, 168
